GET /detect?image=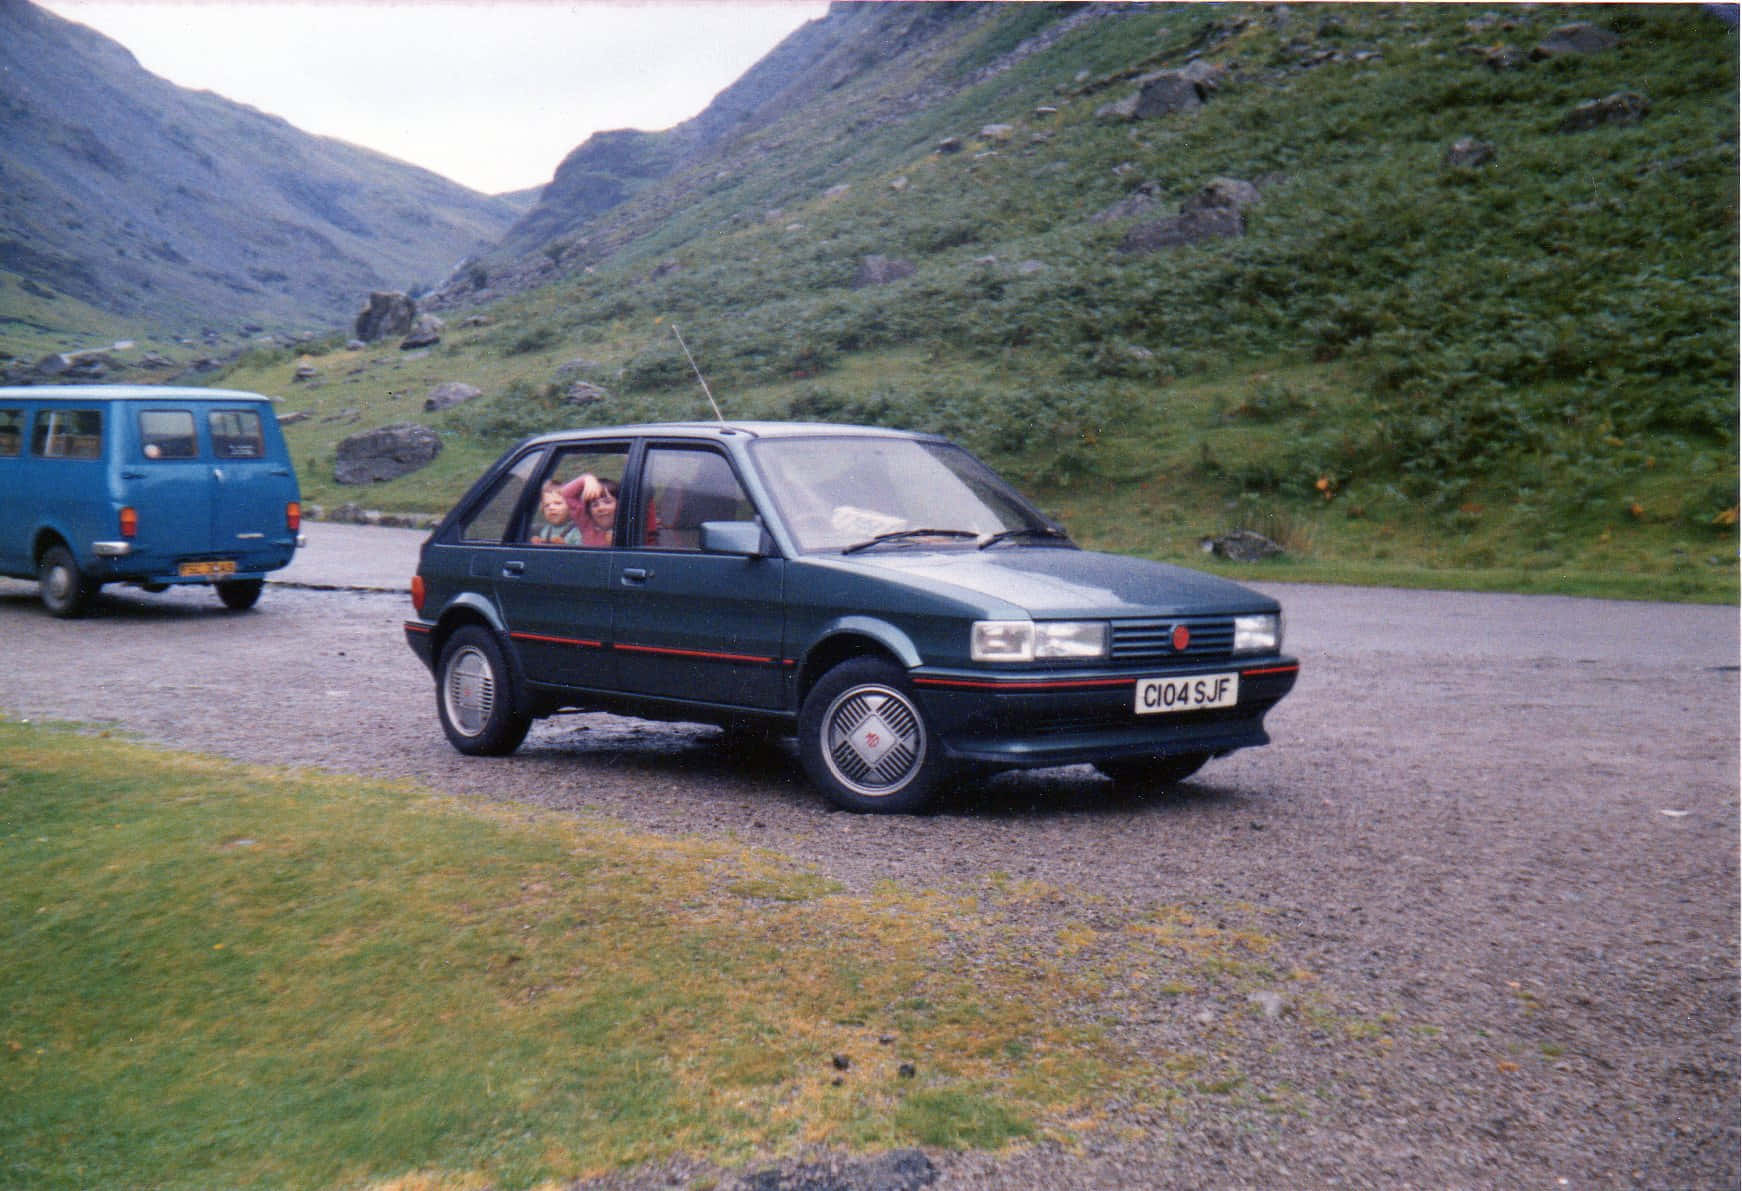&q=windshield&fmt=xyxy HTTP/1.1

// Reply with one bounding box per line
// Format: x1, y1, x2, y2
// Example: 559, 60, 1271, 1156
751, 436, 1055, 553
